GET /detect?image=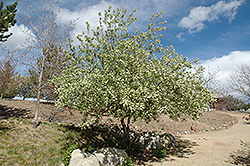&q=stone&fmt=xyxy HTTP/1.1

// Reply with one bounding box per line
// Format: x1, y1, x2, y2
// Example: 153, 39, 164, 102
93, 147, 128, 166
69, 149, 100, 166
190, 125, 197, 132
135, 132, 176, 150
108, 125, 176, 150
